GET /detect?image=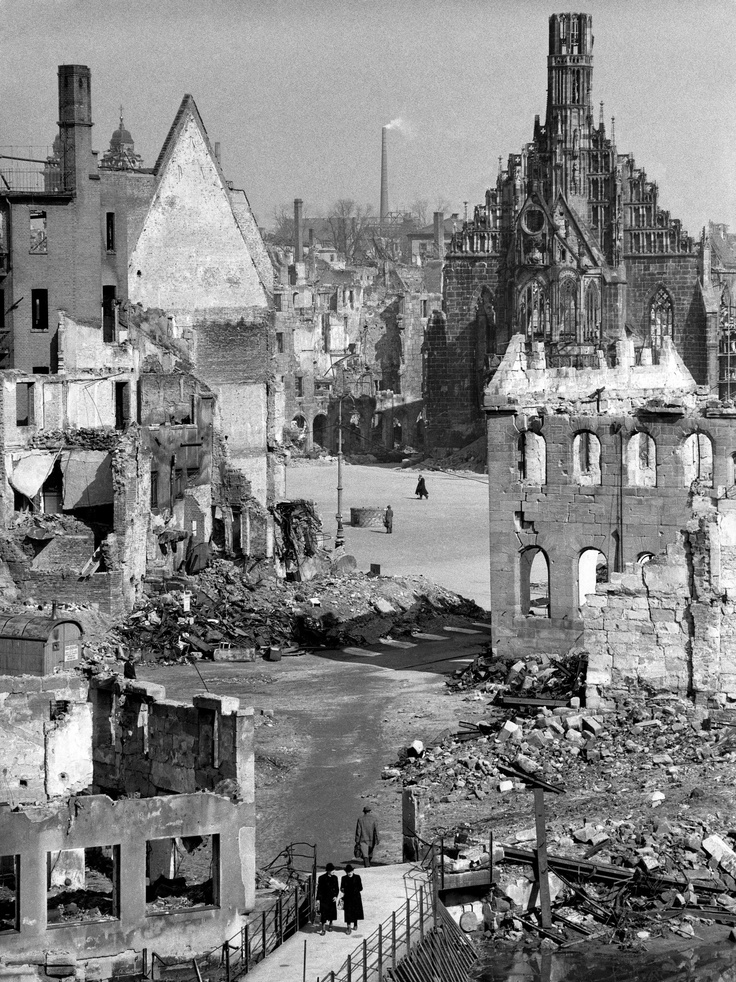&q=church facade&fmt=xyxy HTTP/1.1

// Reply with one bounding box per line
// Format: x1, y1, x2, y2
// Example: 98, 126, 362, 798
425, 12, 713, 447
